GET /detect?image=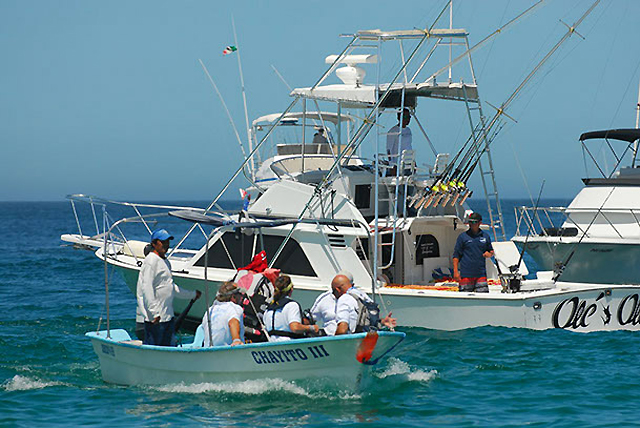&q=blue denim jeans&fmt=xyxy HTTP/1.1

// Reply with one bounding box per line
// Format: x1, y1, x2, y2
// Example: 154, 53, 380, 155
143, 319, 175, 346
